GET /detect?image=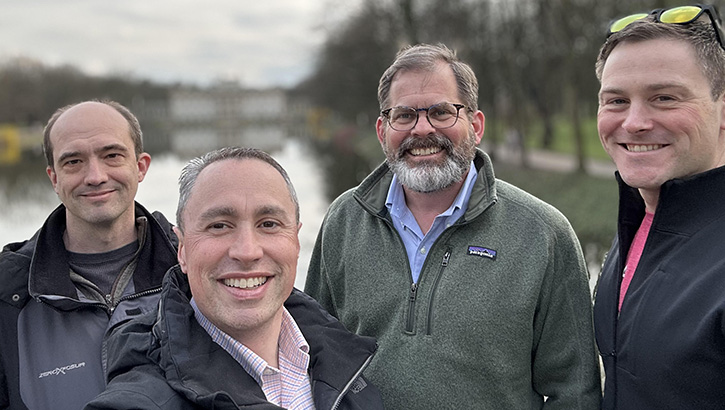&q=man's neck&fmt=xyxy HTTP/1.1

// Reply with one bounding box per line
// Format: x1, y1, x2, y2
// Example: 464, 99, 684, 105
63, 214, 138, 253
403, 177, 466, 235
638, 187, 660, 214
233, 311, 284, 369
